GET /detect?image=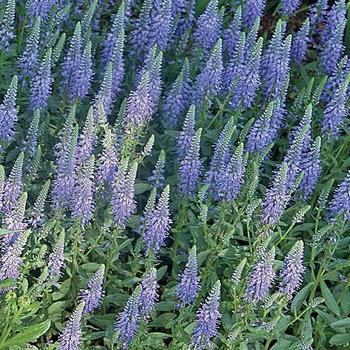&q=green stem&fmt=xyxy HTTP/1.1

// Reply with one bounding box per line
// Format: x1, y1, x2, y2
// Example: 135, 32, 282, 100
0, 305, 22, 347
171, 201, 188, 278
276, 222, 296, 245
105, 232, 118, 285
207, 92, 232, 130
309, 264, 325, 302
85, 230, 104, 257
246, 219, 253, 254
309, 208, 321, 281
